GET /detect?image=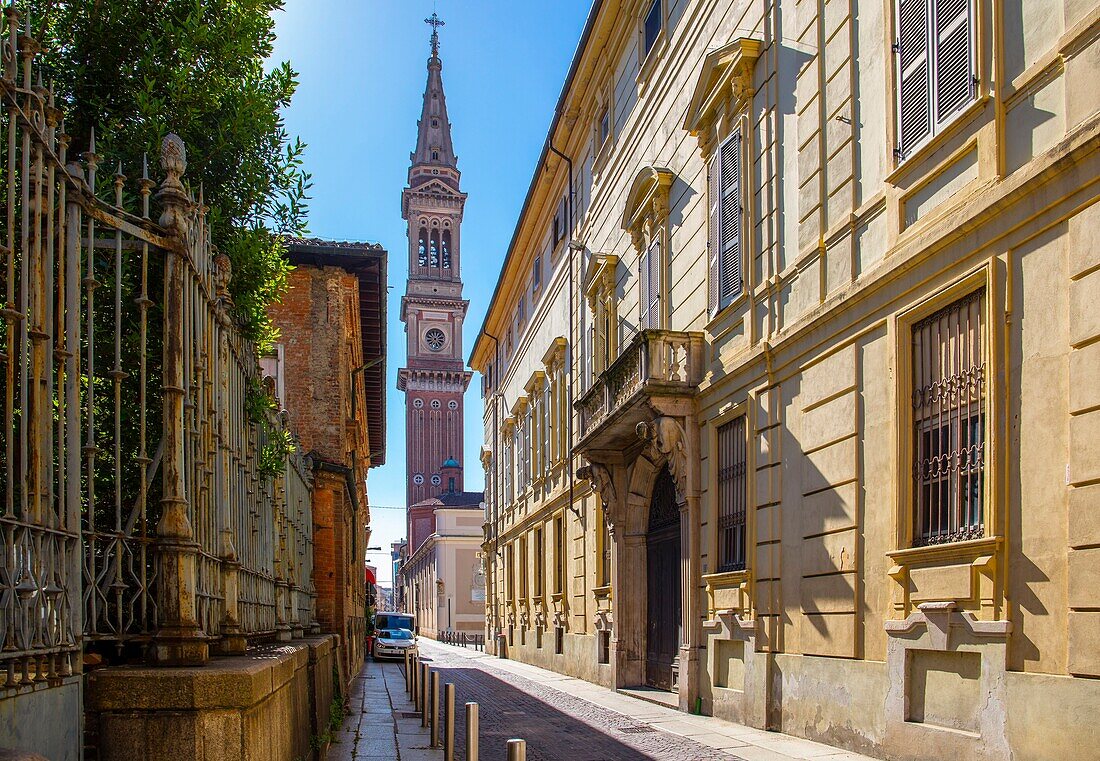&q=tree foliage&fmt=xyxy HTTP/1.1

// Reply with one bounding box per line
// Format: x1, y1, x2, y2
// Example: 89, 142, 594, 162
33, 0, 310, 347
